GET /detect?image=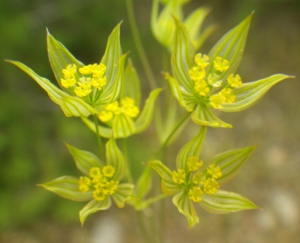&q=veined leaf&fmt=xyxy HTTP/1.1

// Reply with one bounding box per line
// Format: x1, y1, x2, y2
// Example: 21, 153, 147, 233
171, 17, 195, 93
200, 190, 258, 214
112, 113, 136, 138
60, 96, 97, 117
176, 126, 206, 171
136, 167, 152, 199
40, 176, 92, 202
172, 191, 199, 228
208, 146, 256, 186
207, 13, 253, 80
79, 197, 111, 225
105, 137, 126, 181
47, 30, 84, 88
135, 88, 162, 133
112, 183, 135, 208
81, 117, 113, 138
65, 143, 103, 176
220, 74, 293, 112
191, 103, 232, 128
